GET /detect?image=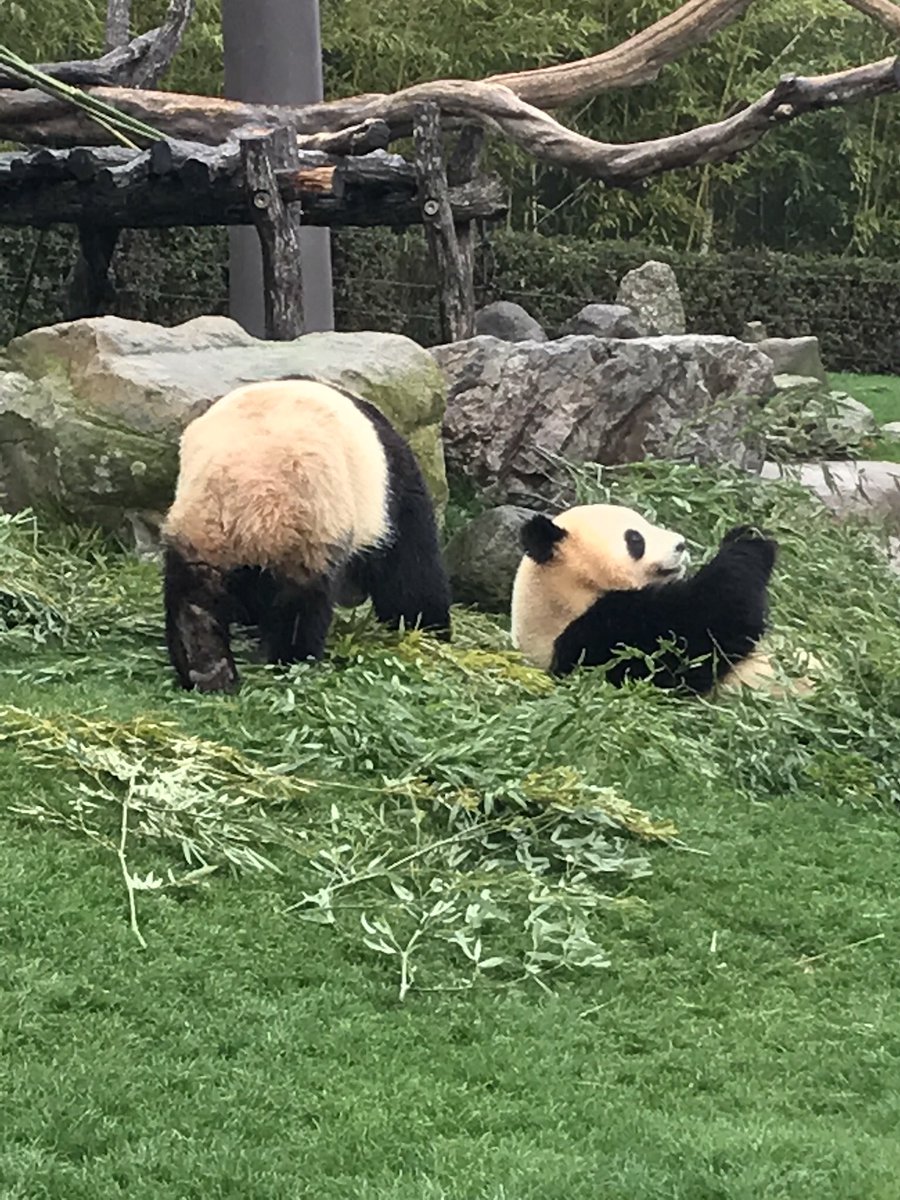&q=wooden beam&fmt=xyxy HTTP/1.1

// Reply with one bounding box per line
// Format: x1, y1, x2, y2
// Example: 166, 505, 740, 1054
413, 103, 471, 344
0, 144, 506, 229
241, 128, 304, 340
